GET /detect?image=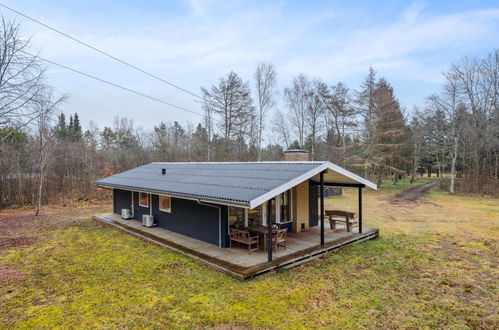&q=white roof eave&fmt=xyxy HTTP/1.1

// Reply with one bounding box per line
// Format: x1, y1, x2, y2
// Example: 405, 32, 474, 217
248, 161, 377, 209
